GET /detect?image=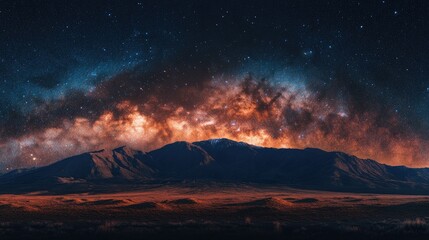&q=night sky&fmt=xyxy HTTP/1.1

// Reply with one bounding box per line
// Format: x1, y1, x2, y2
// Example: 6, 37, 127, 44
0, 0, 428, 170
